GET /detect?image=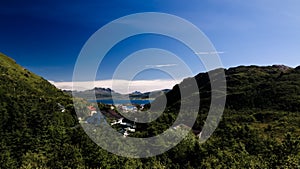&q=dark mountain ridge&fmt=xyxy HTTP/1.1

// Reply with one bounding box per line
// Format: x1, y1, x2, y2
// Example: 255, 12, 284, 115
151, 64, 300, 112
